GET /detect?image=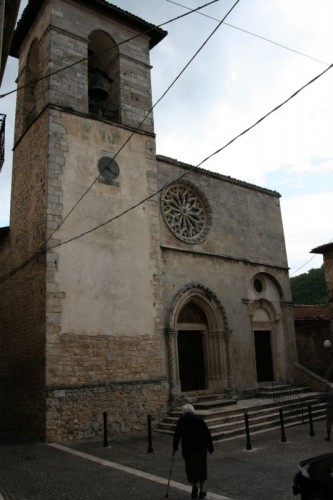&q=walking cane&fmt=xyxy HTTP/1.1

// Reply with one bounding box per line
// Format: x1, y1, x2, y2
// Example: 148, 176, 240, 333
165, 452, 175, 498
